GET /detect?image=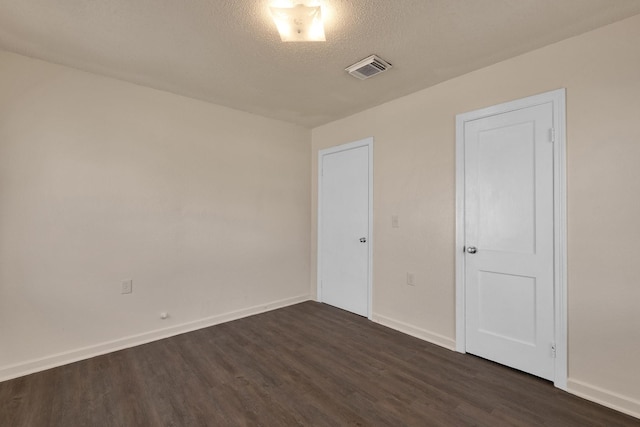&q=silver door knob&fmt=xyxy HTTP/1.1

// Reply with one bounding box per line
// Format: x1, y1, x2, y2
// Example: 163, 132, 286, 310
466, 246, 477, 254
359, 237, 367, 243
